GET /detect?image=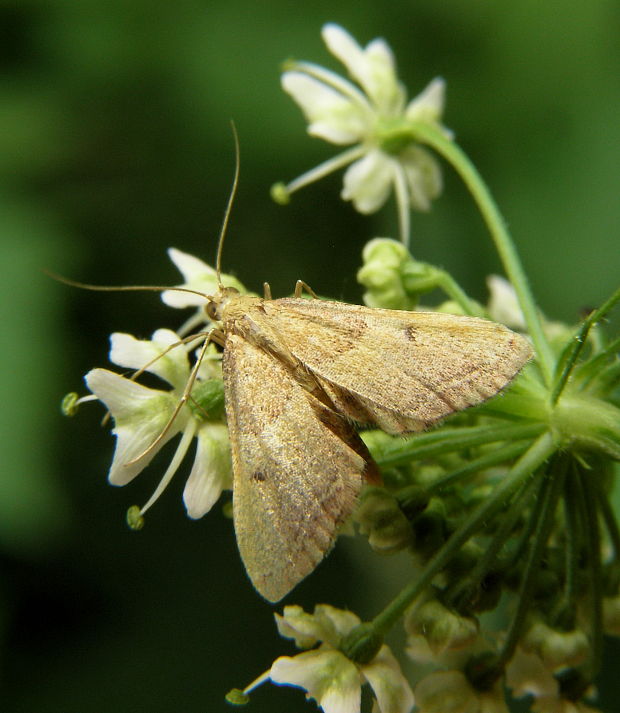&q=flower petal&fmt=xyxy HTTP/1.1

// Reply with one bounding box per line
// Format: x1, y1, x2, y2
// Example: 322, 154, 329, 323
271, 650, 361, 713
314, 604, 361, 641
405, 77, 446, 124
282, 71, 368, 144
161, 247, 246, 308
506, 648, 558, 699
341, 150, 395, 213
362, 645, 414, 713
322, 24, 405, 114
161, 248, 218, 308
400, 146, 442, 211
109, 329, 190, 392
486, 275, 526, 330
85, 368, 182, 485
183, 423, 232, 518
275, 605, 333, 649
